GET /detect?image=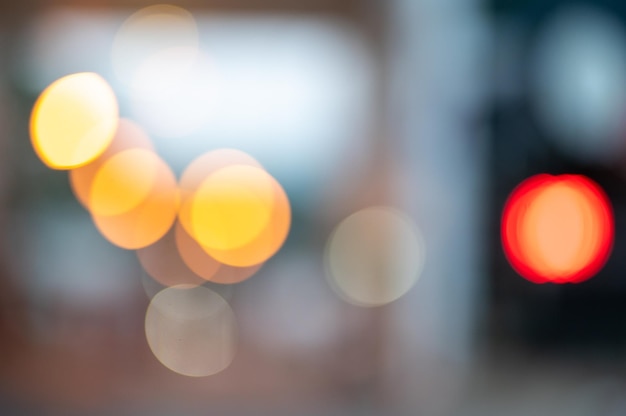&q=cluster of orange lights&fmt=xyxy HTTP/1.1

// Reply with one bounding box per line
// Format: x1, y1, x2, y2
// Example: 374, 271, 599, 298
30, 73, 290, 288
30, 71, 293, 376
29, 70, 295, 376
501, 174, 614, 284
